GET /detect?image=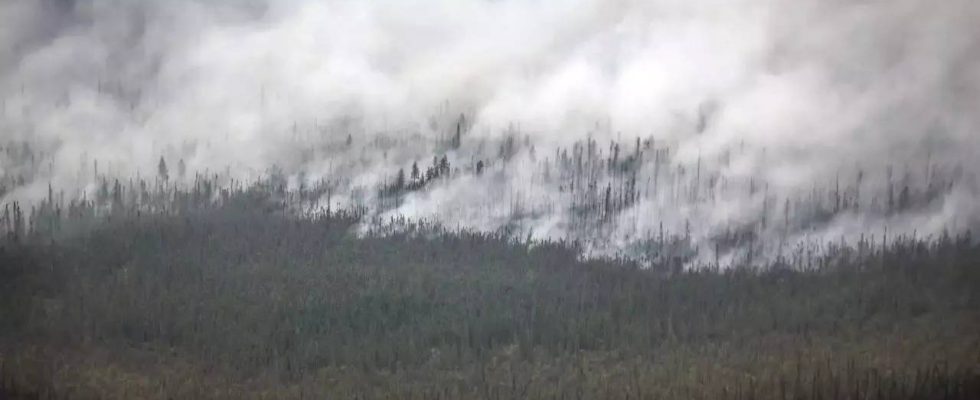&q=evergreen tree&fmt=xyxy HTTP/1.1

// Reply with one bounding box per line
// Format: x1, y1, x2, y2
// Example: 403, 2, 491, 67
439, 155, 450, 175
158, 157, 169, 181
453, 114, 464, 149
